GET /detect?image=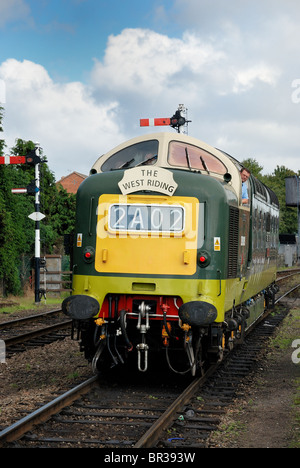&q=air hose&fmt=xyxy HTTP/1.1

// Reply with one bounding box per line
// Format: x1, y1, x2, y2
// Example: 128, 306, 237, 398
119, 310, 133, 351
